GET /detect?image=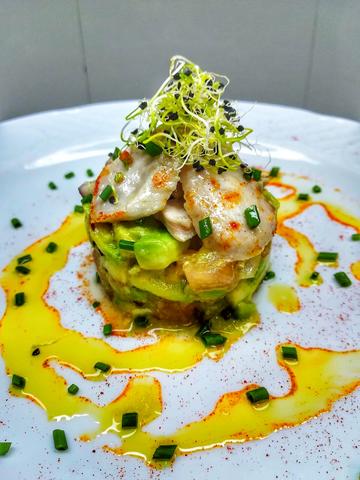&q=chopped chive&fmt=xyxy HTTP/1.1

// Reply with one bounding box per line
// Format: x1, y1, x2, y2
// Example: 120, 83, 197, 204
48, 181, 57, 190
32, 348, 40, 356
103, 324, 112, 336
53, 429, 68, 451
243, 167, 253, 181
92, 301, 100, 308
351, 233, 360, 241
64, 172, 75, 179
94, 362, 111, 373
134, 315, 149, 327
252, 169, 262, 181
199, 217, 213, 239
67, 384, 79, 395
11, 218, 22, 229
14, 292, 25, 306
269, 166, 280, 177
119, 239, 135, 251
17, 254, 32, 265
86, 168, 94, 177
310, 271, 319, 280
114, 172, 125, 184
281, 346, 298, 361
246, 386, 269, 404
196, 321, 211, 337
99, 185, 113, 202
0, 442, 11, 456
111, 147, 121, 159
264, 271, 275, 281
74, 205, 84, 214
122, 412, 138, 429
152, 444, 177, 460
334, 271, 352, 287
144, 141, 162, 157
200, 332, 227, 347
95, 272, 101, 284
139, 101, 148, 110
15, 265, 30, 275
317, 252, 338, 262
81, 193, 93, 204
312, 185, 321, 193
46, 242, 58, 253
297, 193, 309, 201
12, 374, 26, 389
244, 205, 261, 229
